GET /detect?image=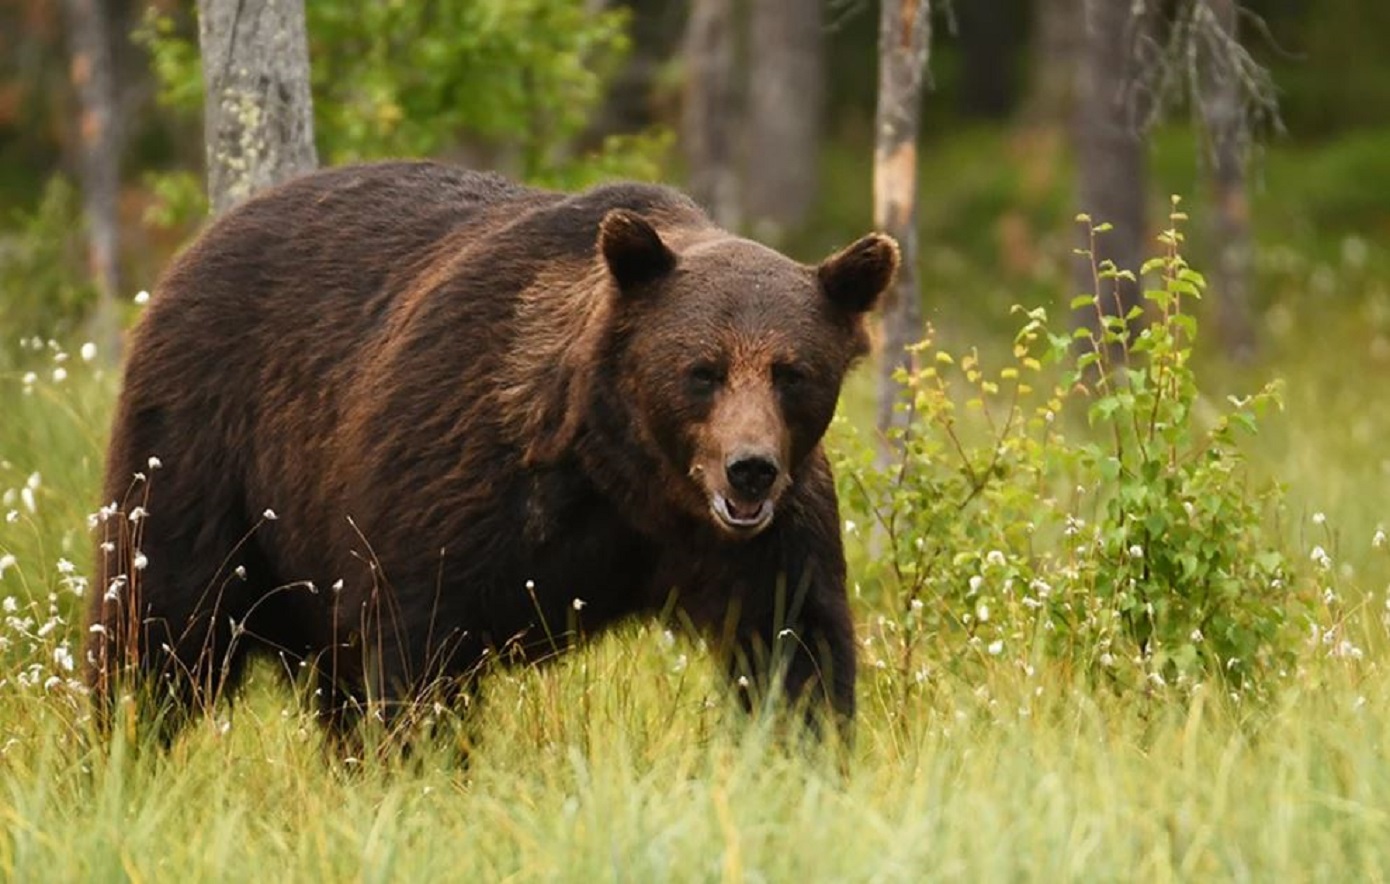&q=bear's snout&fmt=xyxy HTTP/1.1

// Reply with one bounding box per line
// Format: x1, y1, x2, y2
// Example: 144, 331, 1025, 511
706, 450, 783, 536
725, 452, 780, 501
